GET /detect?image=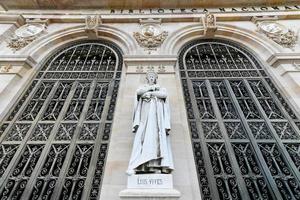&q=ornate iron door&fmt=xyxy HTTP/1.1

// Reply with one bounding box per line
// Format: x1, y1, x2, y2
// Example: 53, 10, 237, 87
180, 39, 300, 200
0, 40, 122, 200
